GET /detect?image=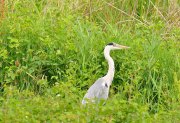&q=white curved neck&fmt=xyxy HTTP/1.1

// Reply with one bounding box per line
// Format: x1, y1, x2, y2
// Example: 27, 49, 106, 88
103, 46, 115, 85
